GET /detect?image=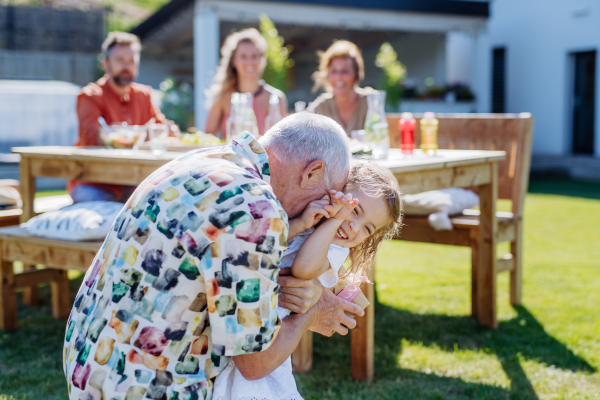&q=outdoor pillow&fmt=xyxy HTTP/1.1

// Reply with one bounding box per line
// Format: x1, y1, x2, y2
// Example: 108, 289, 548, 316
0, 186, 21, 208
402, 188, 479, 231
22, 201, 123, 241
